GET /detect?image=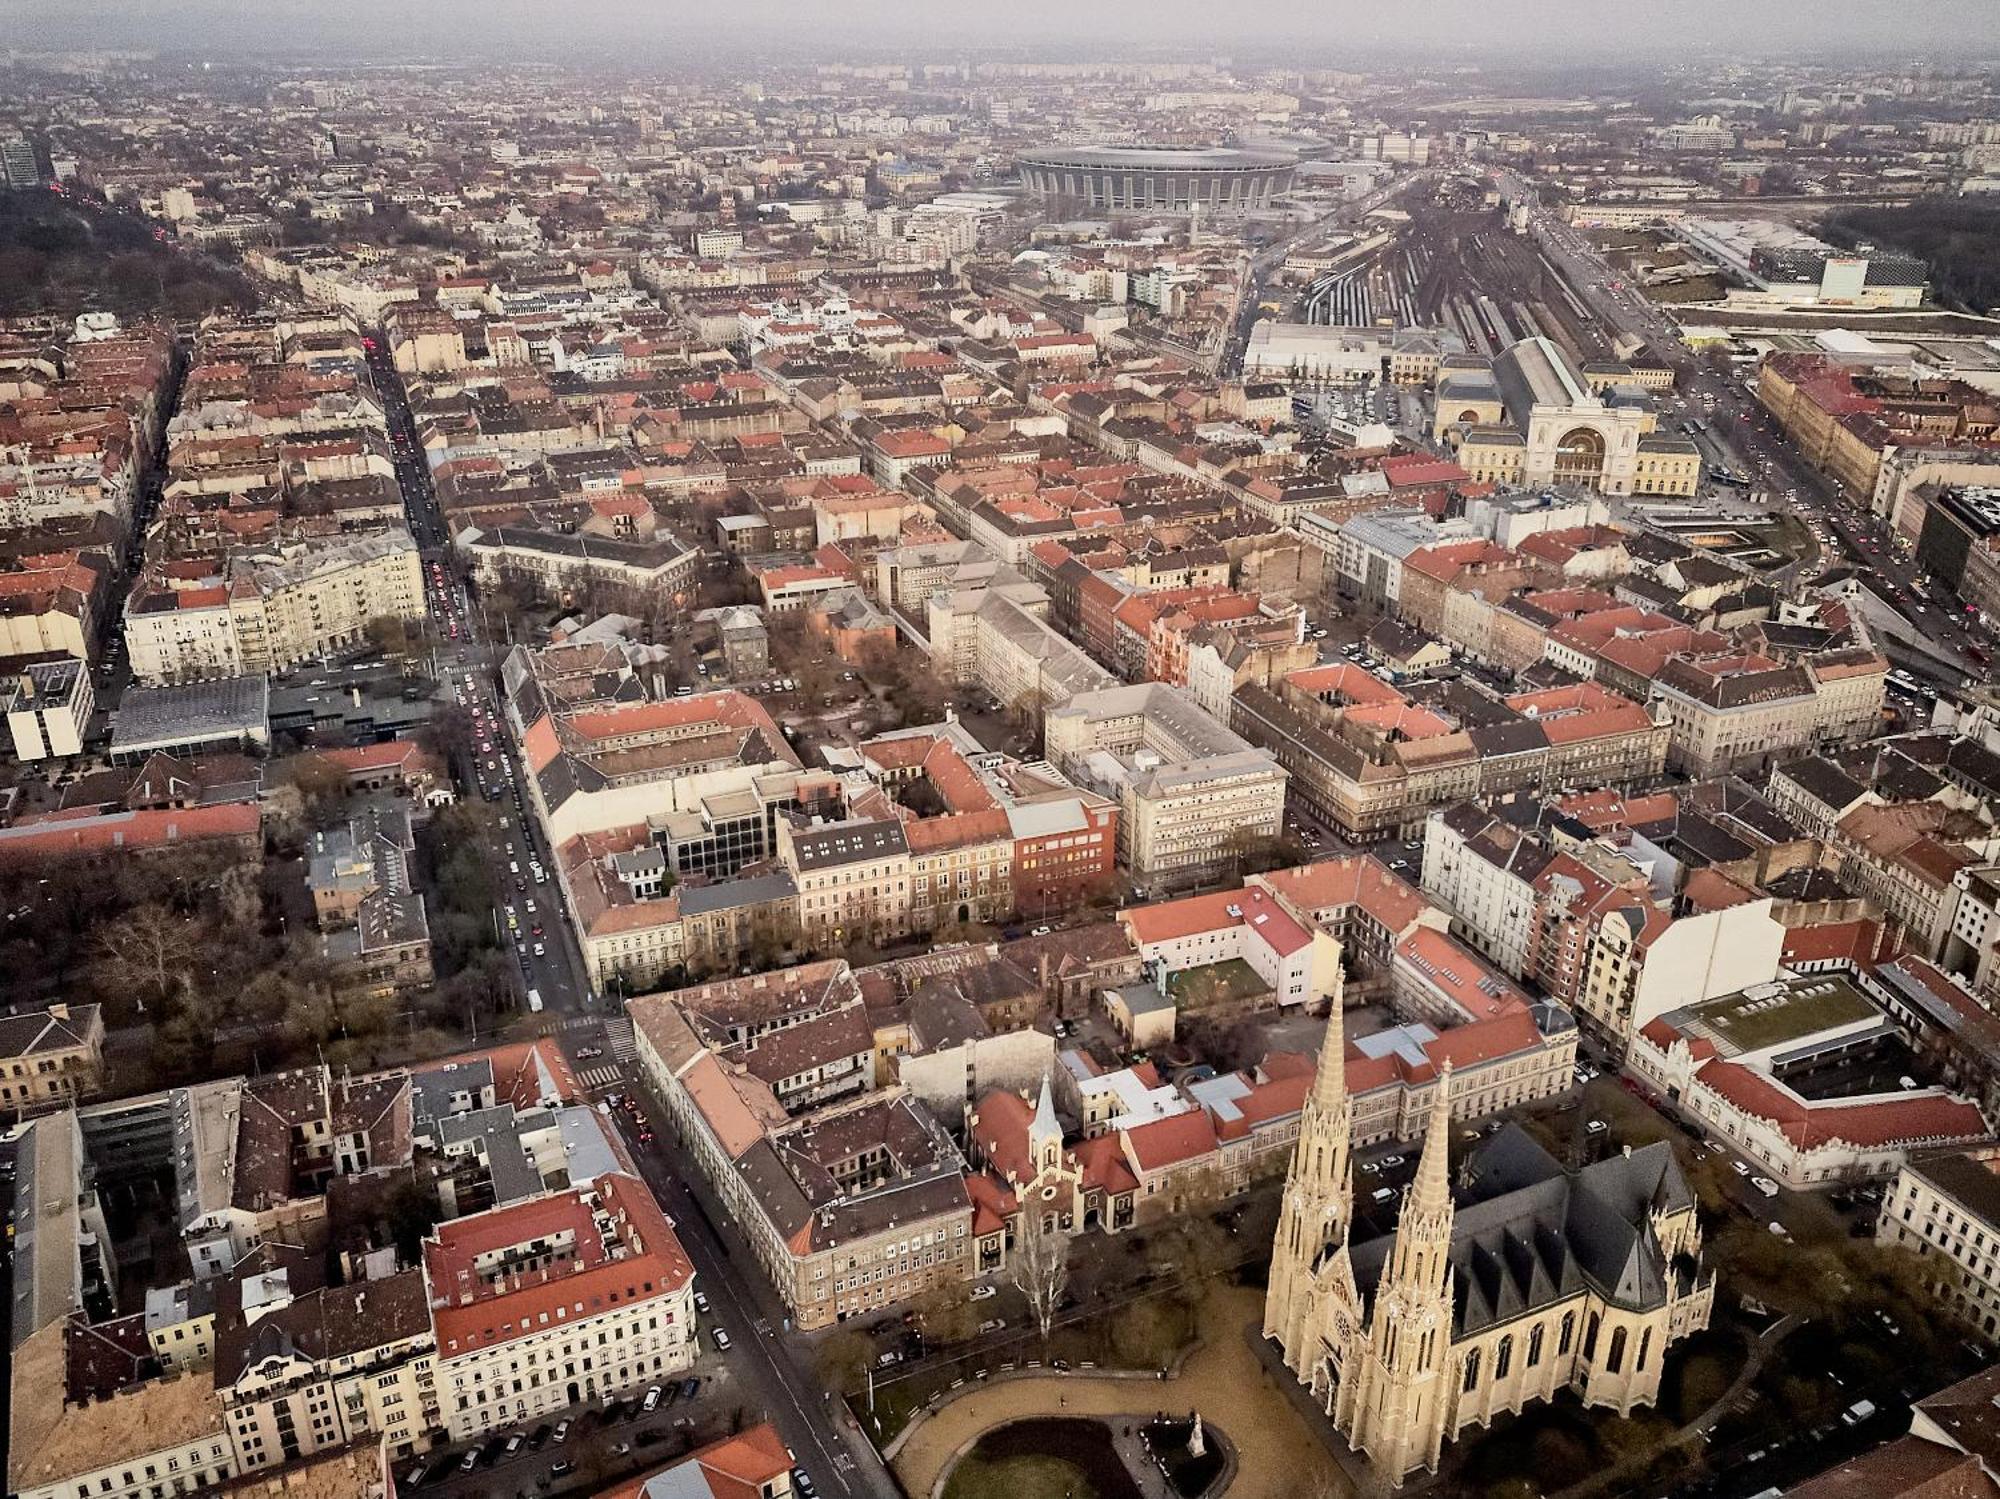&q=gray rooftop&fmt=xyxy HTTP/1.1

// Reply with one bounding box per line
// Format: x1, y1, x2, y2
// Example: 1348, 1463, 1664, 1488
111, 674, 269, 755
